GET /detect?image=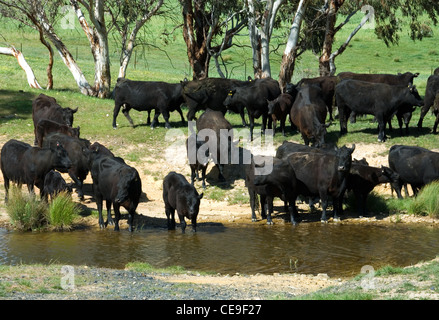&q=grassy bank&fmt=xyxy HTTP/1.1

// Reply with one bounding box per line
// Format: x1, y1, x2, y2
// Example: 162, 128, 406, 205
1, 257, 439, 300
